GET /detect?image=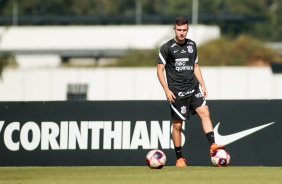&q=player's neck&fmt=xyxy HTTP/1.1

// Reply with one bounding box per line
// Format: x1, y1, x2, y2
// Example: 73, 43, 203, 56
174, 37, 185, 44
